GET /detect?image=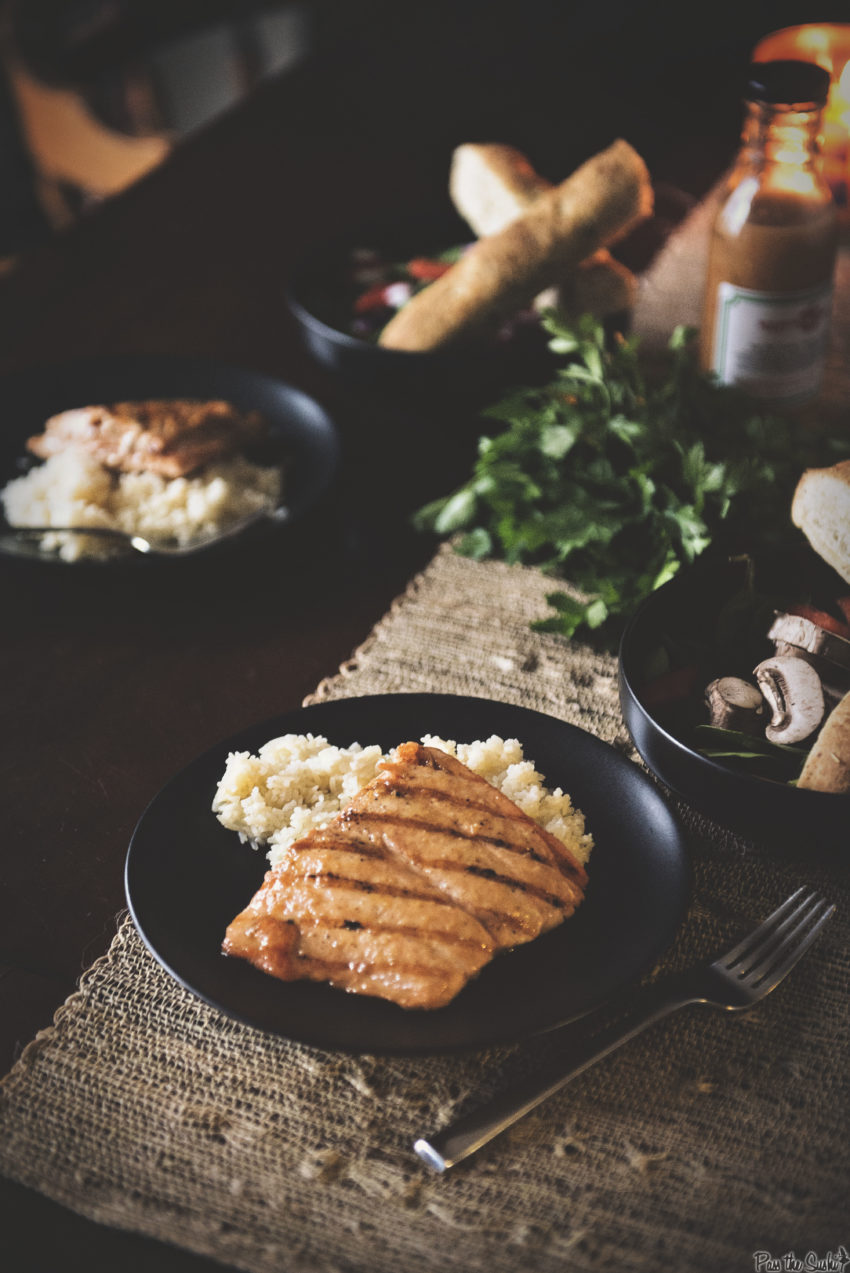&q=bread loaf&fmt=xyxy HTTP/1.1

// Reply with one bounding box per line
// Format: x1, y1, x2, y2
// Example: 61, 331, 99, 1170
797, 690, 850, 792
791, 460, 850, 586
379, 138, 652, 350
450, 142, 636, 317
